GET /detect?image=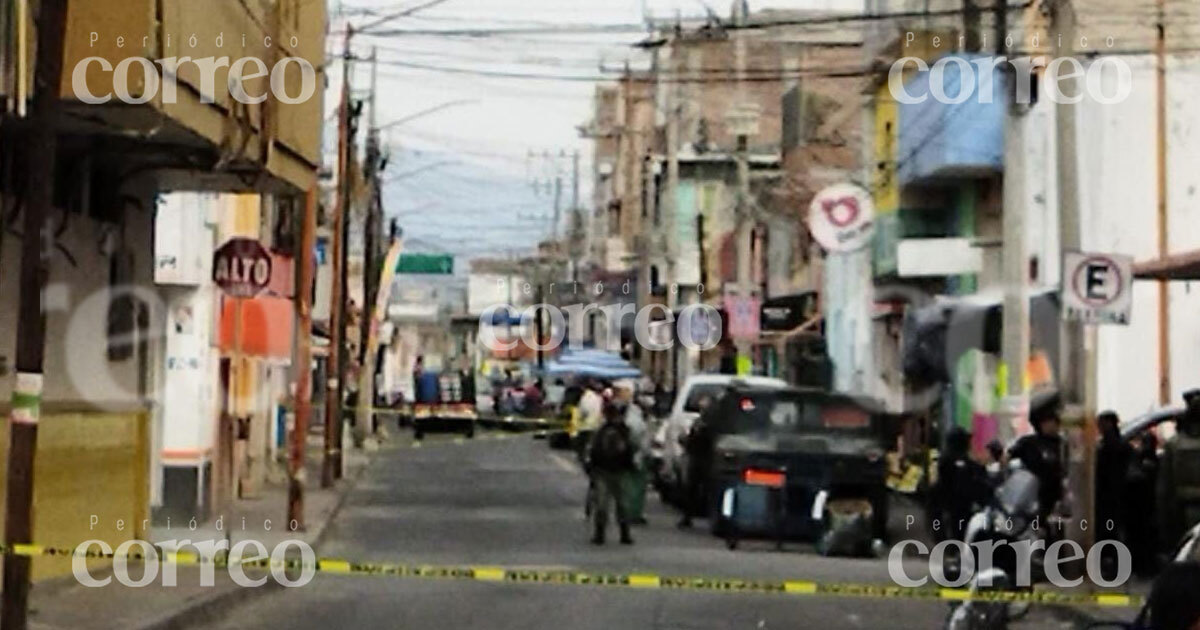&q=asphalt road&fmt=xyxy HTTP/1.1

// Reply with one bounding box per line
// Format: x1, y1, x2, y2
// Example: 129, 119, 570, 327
198, 431, 1077, 630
